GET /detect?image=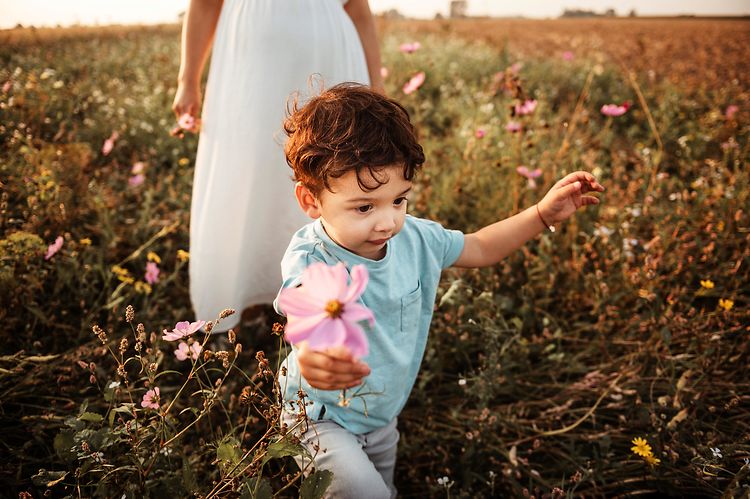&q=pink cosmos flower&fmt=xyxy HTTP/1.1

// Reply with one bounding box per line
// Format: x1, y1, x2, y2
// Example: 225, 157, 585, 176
505, 121, 522, 133
101, 131, 119, 156
403, 71, 425, 95
44, 235, 64, 260
515, 99, 537, 116
399, 41, 421, 54
145, 261, 160, 285
174, 341, 202, 361
178, 113, 196, 130
131, 161, 145, 175
562, 51, 574, 61
380, 67, 389, 79
278, 262, 374, 358
141, 387, 160, 409
475, 128, 486, 139
725, 105, 739, 120
509, 62, 523, 75
128, 174, 145, 187
516, 166, 543, 188
601, 102, 630, 117
162, 320, 206, 342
